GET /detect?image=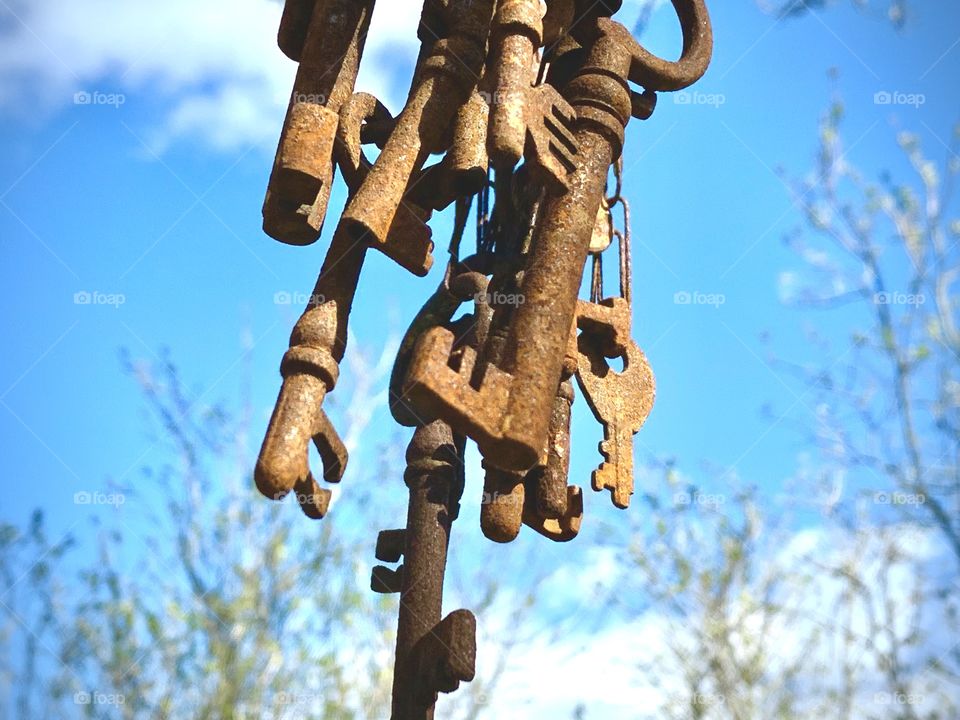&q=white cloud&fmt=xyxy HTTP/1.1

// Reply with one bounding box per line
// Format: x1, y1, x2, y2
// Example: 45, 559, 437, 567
436, 522, 957, 719
0, 0, 422, 153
